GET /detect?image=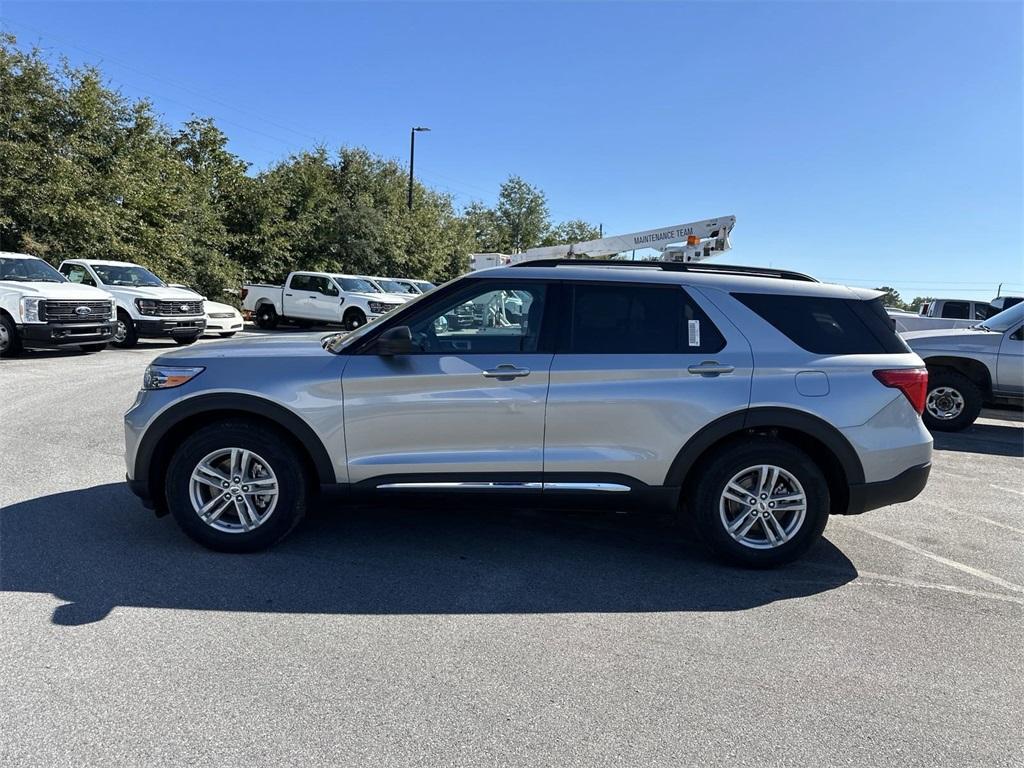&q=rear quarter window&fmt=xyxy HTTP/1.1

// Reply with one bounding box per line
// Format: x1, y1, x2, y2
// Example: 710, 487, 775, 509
734, 293, 909, 355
